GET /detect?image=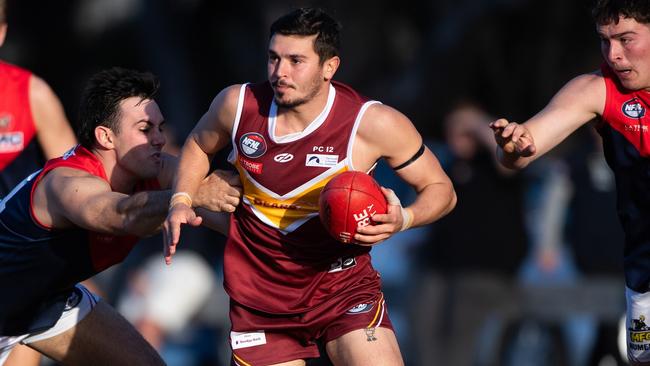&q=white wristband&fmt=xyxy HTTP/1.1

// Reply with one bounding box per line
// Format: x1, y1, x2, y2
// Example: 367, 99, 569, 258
384, 188, 413, 231
400, 207, 413, 231
169, 192, 192, 209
